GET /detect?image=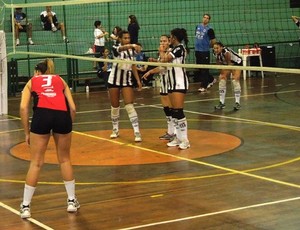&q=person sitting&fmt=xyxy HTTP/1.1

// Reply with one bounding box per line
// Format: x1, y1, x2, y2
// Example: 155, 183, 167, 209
12, 8, 34, 46
97, 48, 112, 89
135, 43, 154, 87
40, 6, 69, 43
